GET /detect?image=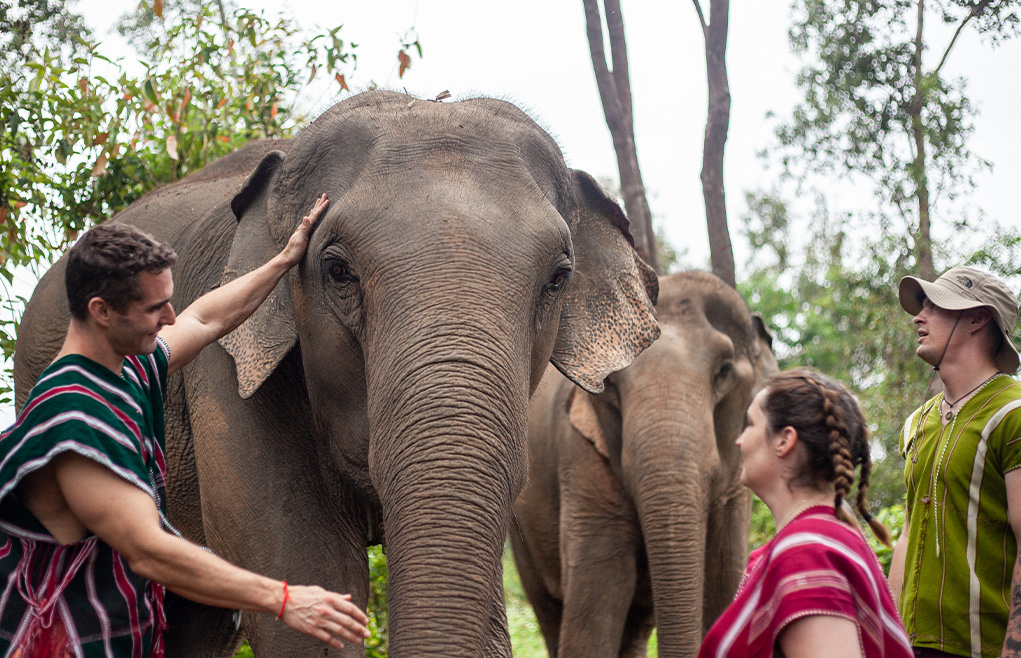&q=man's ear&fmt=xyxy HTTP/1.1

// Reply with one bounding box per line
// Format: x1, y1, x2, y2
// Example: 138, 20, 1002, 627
87, 297, 114, 327
969, 307, 994, 333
